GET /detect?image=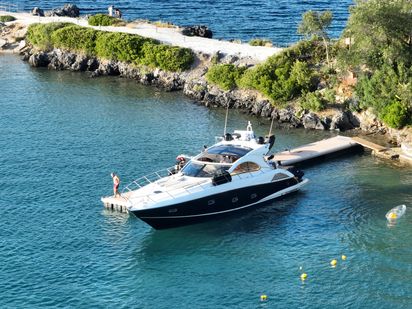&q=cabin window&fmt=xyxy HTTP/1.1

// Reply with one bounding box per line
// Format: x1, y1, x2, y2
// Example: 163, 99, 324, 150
232, 162, 261, 174
272, 173, 289, 181
182, 162, 229, 178
232, 197, 238, 203
250, 193, 257, 199
208, 199, 215, 206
